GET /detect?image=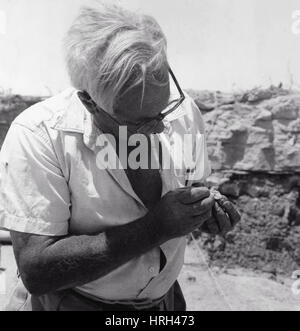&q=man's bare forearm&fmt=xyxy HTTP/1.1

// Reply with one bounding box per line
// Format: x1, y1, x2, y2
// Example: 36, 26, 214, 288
13, 213, 164, 296
13, 186, 217, 296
